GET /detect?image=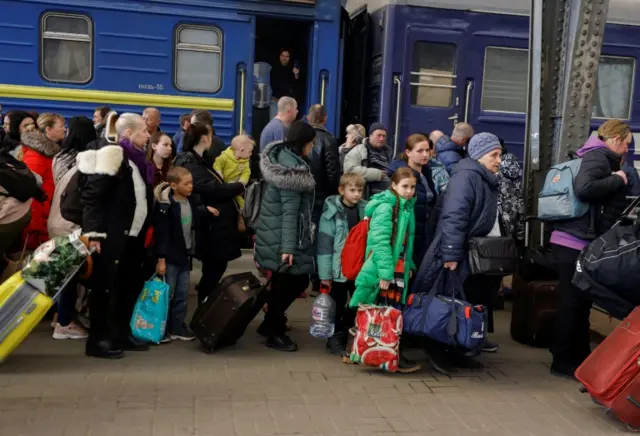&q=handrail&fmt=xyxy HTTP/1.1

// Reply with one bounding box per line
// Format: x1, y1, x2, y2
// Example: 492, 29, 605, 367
464, 81, 473, 123
320, 70, 328, 106
238, 65, 246, 134
393, 75, 402, 157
